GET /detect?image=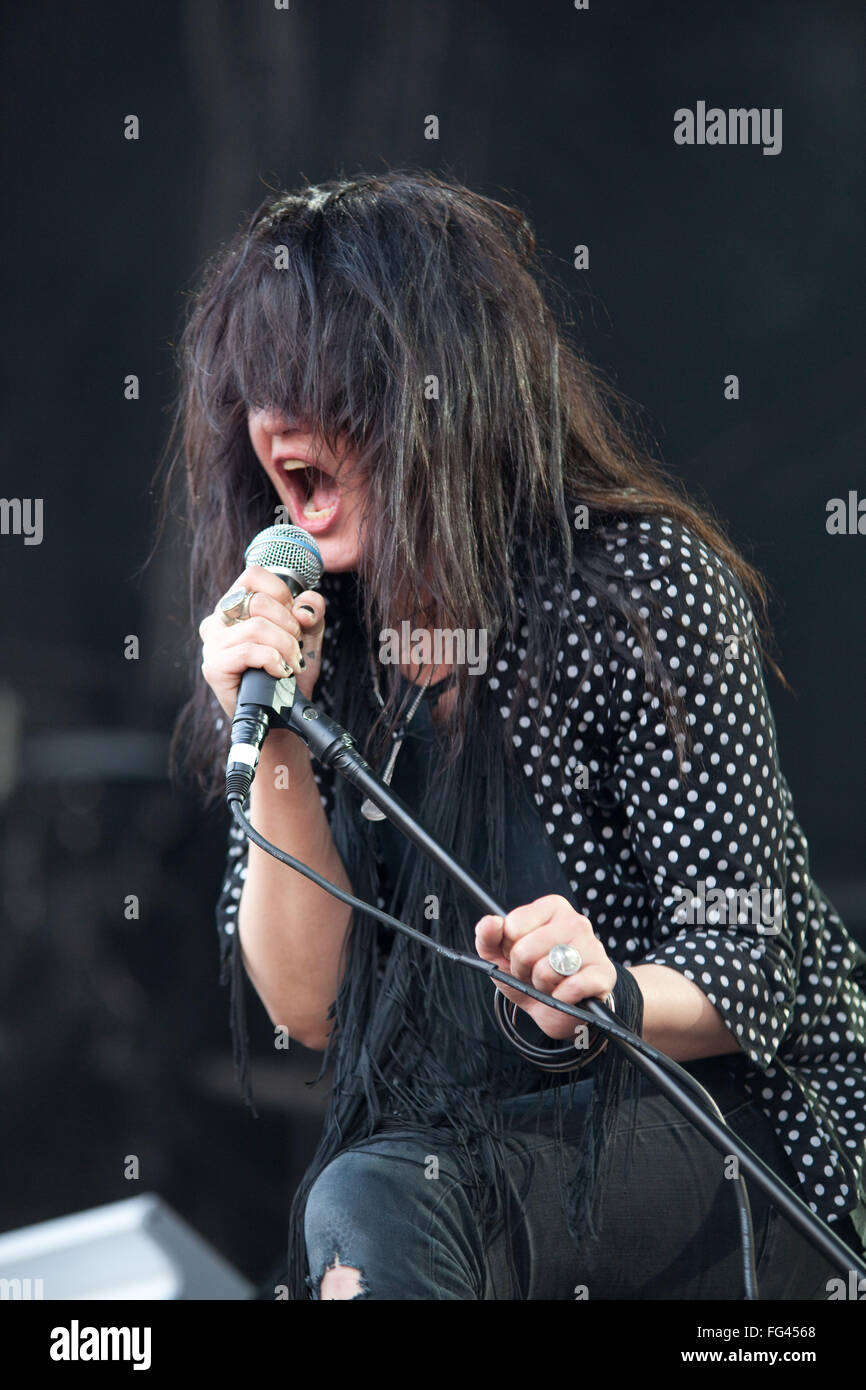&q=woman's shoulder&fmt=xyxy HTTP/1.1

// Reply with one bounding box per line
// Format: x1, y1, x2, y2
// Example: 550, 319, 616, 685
573, 509, 757, 639
585, 509, 745, 589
